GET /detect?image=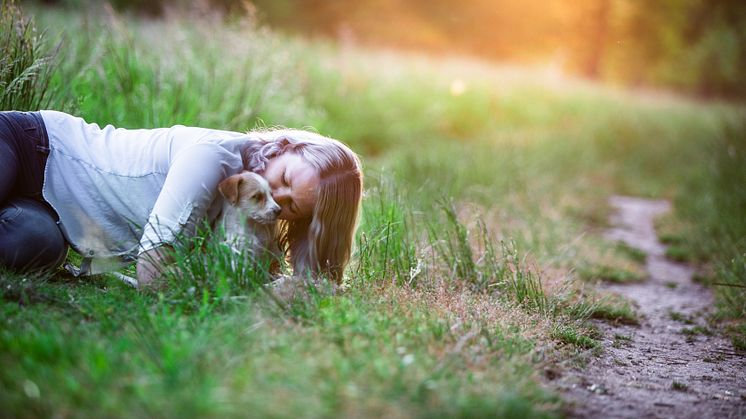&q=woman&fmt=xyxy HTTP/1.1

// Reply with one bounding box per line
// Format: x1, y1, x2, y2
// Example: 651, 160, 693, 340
0, 110, 362, 287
